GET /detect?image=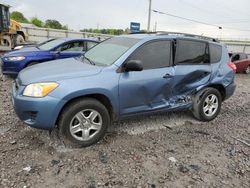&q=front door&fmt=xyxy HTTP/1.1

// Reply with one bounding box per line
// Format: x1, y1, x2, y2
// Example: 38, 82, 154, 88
55, 41, 86, 59
119, 40, 174, 115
